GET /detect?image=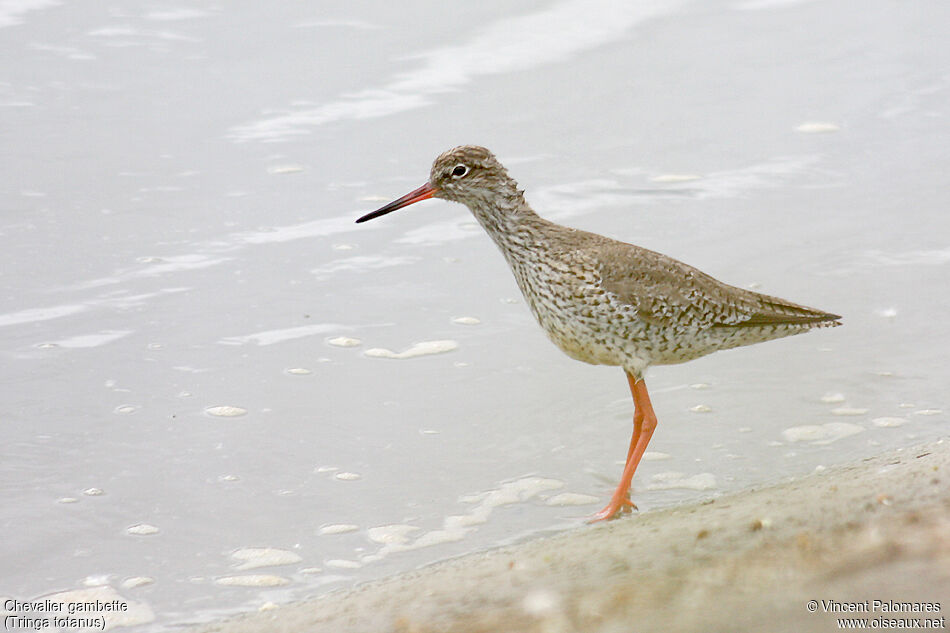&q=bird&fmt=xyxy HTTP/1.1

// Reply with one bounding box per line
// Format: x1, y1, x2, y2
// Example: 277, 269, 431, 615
356, 145, 841, 521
